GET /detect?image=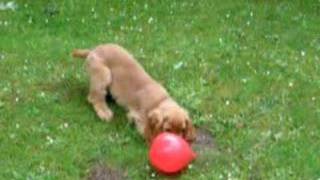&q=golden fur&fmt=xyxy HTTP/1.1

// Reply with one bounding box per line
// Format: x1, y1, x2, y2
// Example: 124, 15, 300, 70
72, 44, 196, 143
